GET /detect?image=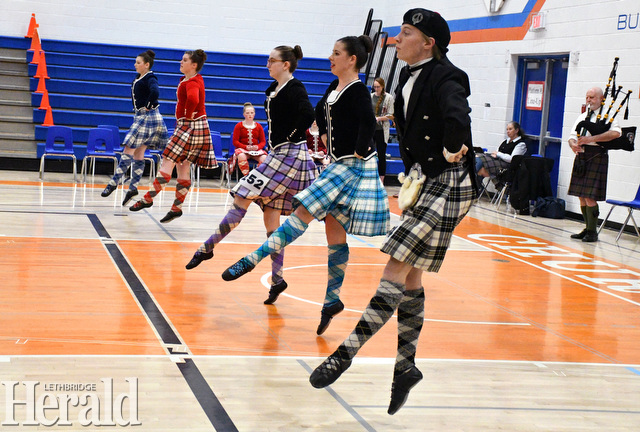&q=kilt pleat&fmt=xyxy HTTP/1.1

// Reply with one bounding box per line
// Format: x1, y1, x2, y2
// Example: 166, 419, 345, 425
231, 141, 316, 215
294, 156, 390, 236
162, 118, 217, 168
381, 165, 474, 272
476, 153, 509, 177
568, 146, 608, 201
122, 108, 168, 150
